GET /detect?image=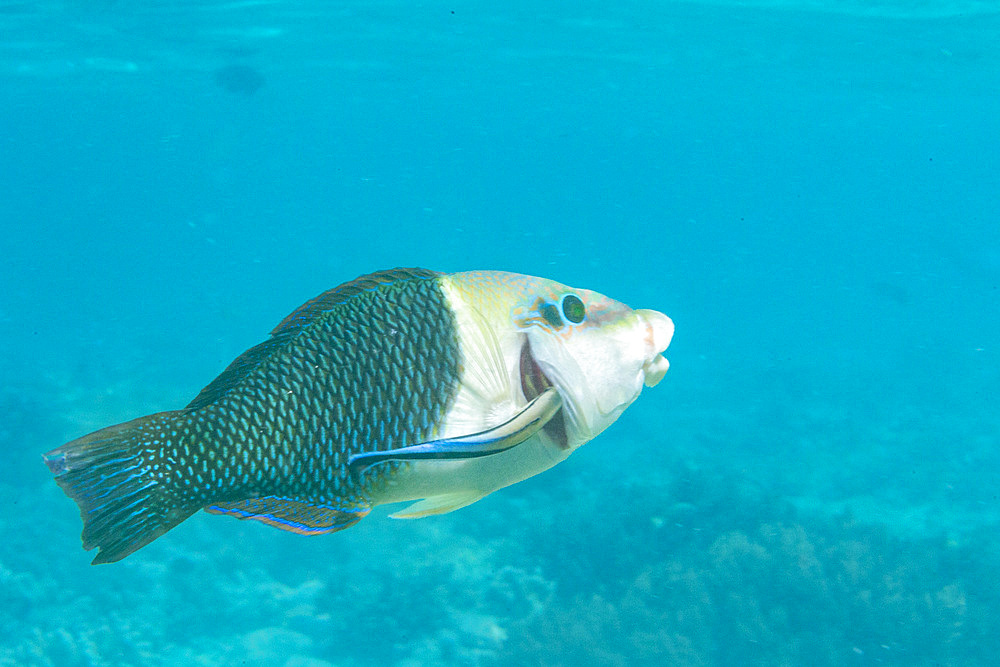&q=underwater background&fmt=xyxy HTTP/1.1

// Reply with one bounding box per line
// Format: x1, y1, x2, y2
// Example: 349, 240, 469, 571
2, 0, 999, 664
